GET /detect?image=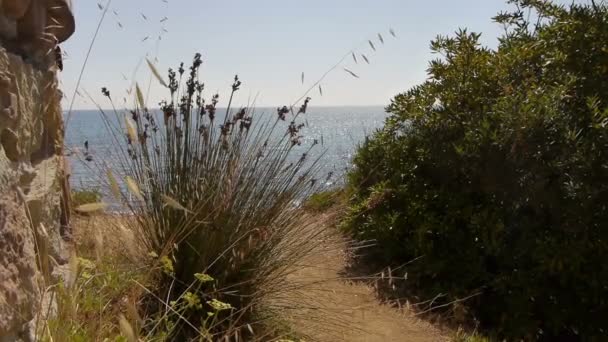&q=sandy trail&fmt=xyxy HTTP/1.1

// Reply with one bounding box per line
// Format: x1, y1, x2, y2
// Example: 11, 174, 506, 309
279, 215, 448, 342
